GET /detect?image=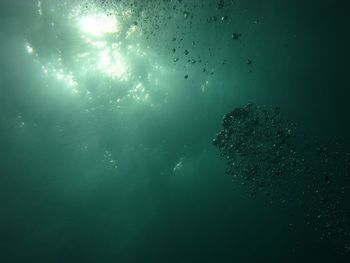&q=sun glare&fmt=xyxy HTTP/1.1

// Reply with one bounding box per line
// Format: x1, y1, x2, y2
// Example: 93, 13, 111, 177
97, 46, 129, 81
79, 13, 119, 37
26, 1, 164, 104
